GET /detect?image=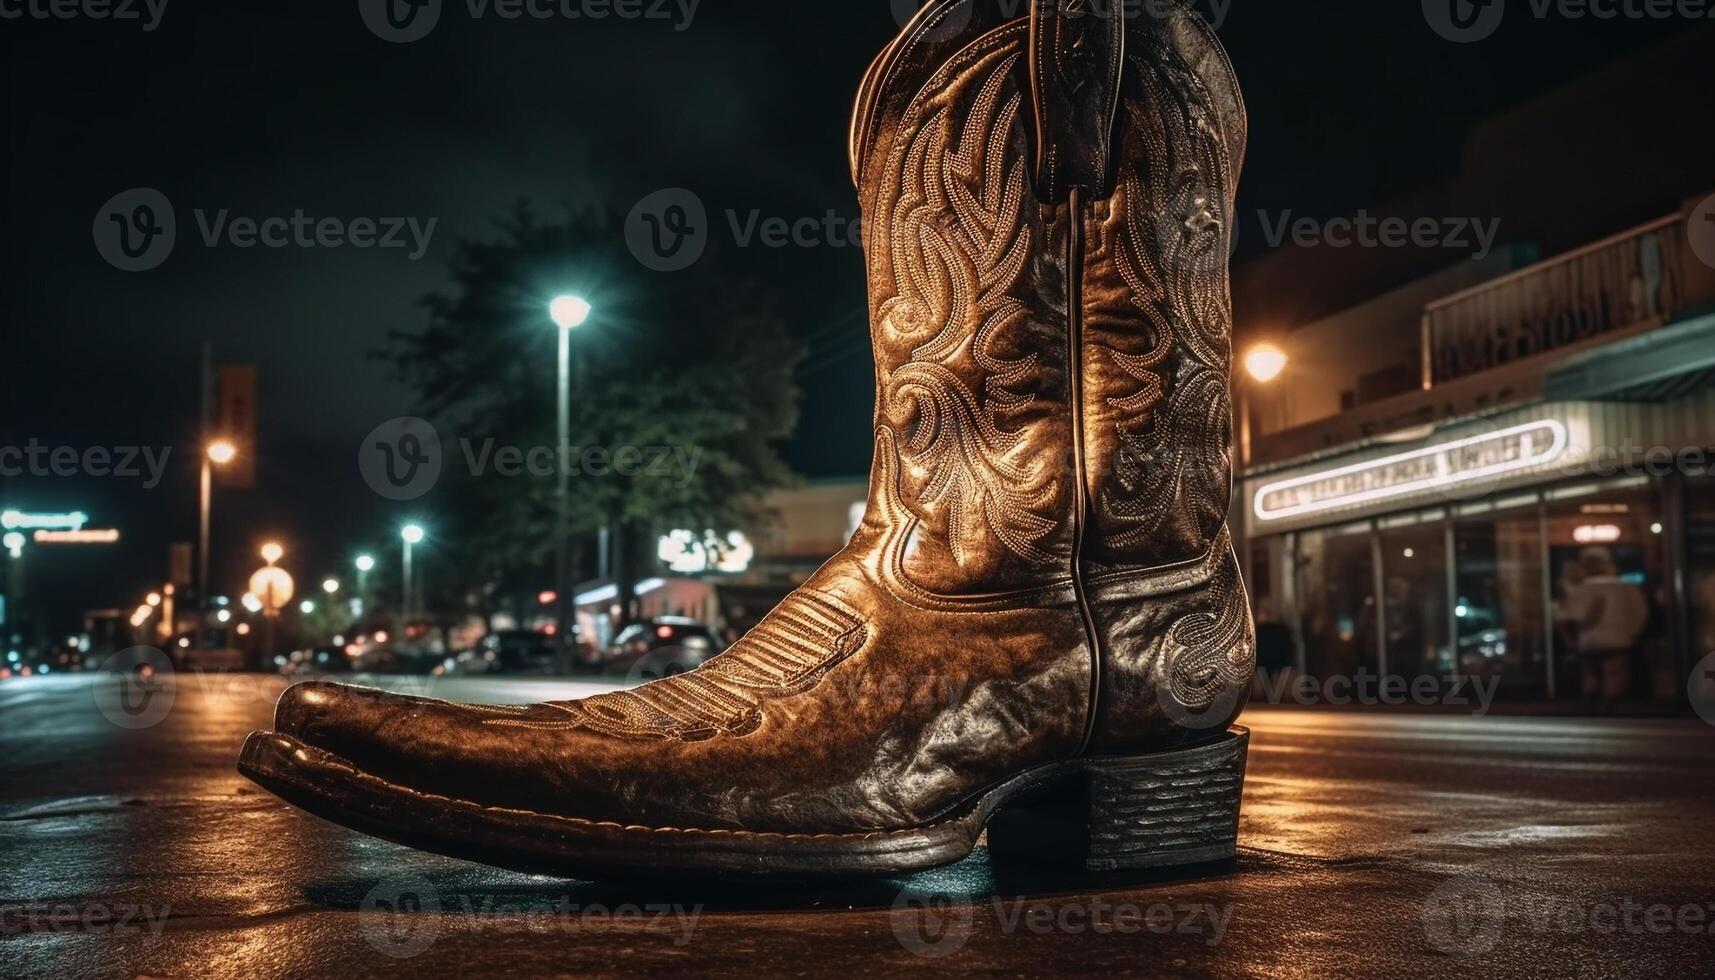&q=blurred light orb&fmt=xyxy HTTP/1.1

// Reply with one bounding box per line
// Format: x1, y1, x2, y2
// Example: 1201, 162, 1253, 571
1243, 345, 1289, 384
549, 295, 592, 330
